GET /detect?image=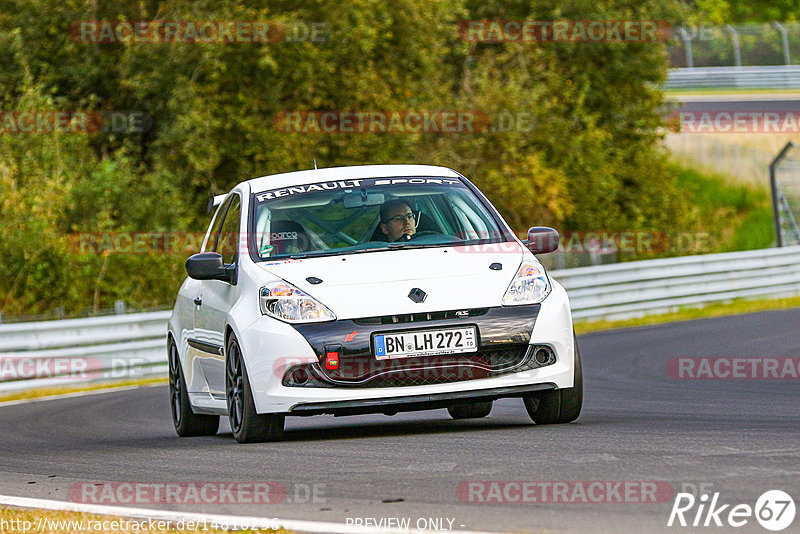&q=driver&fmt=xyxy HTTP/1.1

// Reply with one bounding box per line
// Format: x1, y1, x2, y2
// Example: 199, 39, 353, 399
379, 199, 417, 241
